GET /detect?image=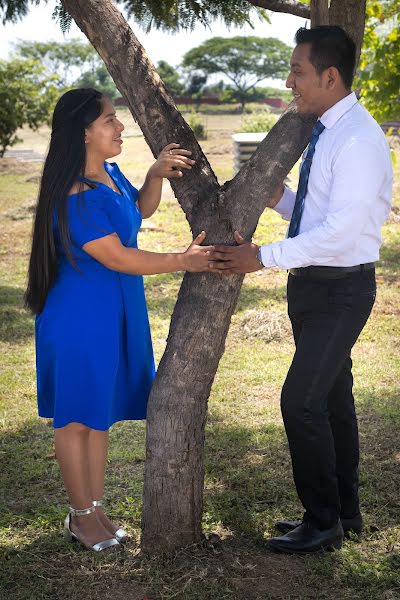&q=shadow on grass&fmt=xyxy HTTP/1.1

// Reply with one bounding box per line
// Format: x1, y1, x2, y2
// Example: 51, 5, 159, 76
0, 417, 340, 600
0, 418, 63, 523
0, 418, 147, 528
0, 389, 399, 600
204, 388, 400, 537
1, 392, 398, 532
204, 420, 296, 539
0, 526, 347, 600
0, 285, 34, 343
0, 532, 148, 600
